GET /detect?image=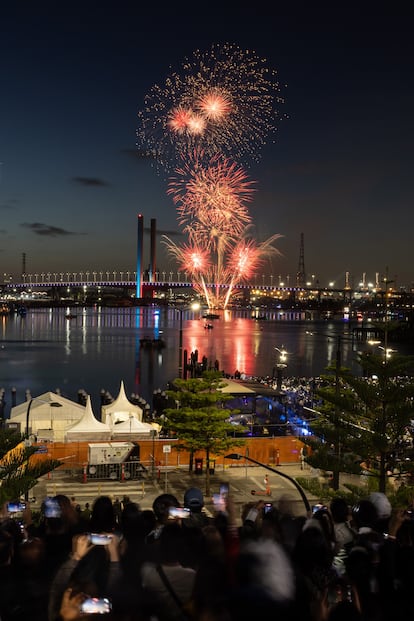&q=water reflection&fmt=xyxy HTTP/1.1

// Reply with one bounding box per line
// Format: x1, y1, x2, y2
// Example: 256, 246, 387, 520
0, 306, 392, 413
